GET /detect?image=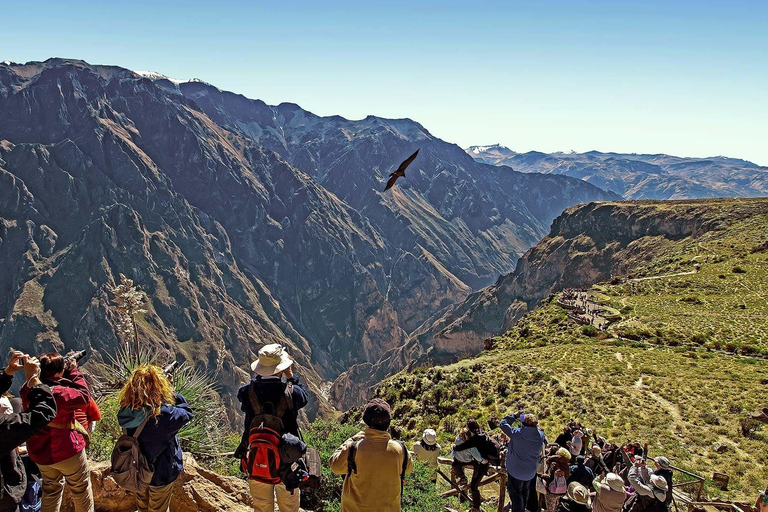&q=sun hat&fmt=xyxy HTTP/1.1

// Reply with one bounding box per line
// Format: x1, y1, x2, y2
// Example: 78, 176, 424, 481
654, 456, 671, 469
556, 447, 572, 460
423, 428, 437, 446
251, 344, 294, 376
606, 473, 625, 492
362, 398, 391, 430
651, 474, 669, 491
567, 482, 590, 505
